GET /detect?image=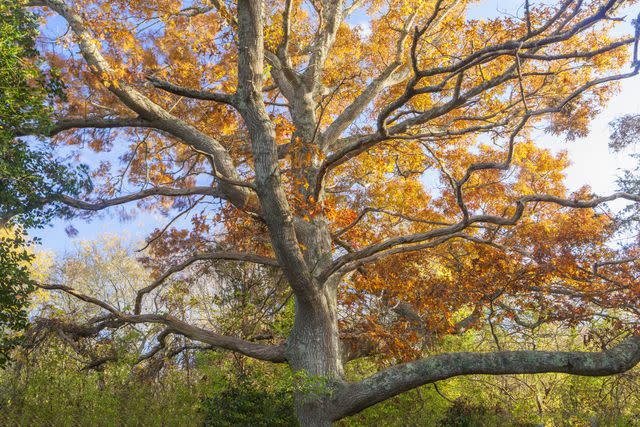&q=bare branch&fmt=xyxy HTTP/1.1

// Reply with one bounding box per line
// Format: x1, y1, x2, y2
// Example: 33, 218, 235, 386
15, 117, 153, 137
134, 250, 280, 314
146, 75, 238, 107
38, 283, 287, 362
58, 186, 222, 211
